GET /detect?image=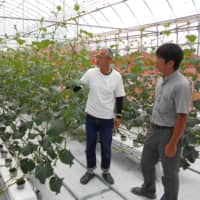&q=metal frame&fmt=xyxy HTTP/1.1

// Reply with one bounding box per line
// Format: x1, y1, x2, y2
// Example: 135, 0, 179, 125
87, 14, 200, 55
0, 0, 199, 54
